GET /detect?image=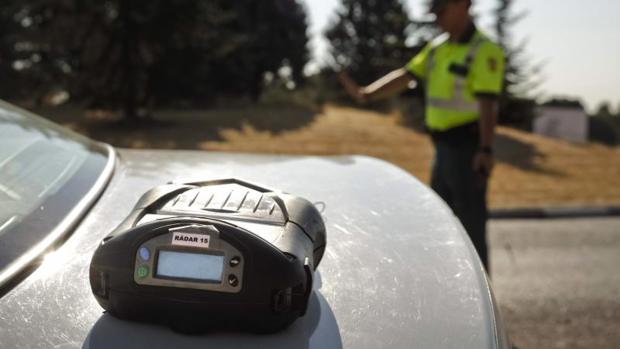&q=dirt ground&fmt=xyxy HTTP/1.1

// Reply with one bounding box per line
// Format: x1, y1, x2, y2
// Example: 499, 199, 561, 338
36, 103, 620, 209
